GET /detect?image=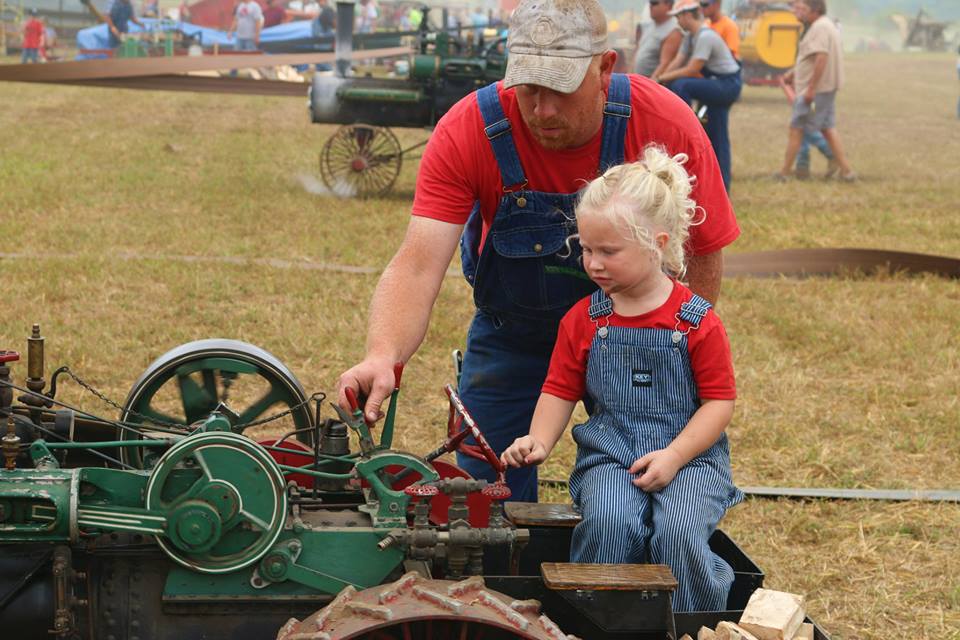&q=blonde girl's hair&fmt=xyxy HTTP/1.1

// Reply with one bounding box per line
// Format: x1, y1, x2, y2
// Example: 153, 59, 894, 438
575, 145, 703, 279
